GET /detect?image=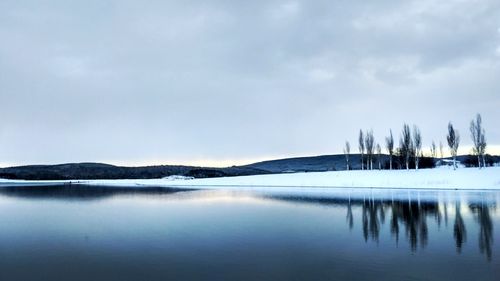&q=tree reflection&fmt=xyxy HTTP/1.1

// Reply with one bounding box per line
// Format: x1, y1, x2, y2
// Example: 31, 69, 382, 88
270, 192, 496, 260
453, 203, 467, 253
390, 202, 400, 245
357, 198, 434, 250
339, 195, 494, 259
470, 203, 495, 261
387, 200, 434, 251
362, 198, 382, 242
346, 200, 354, 230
